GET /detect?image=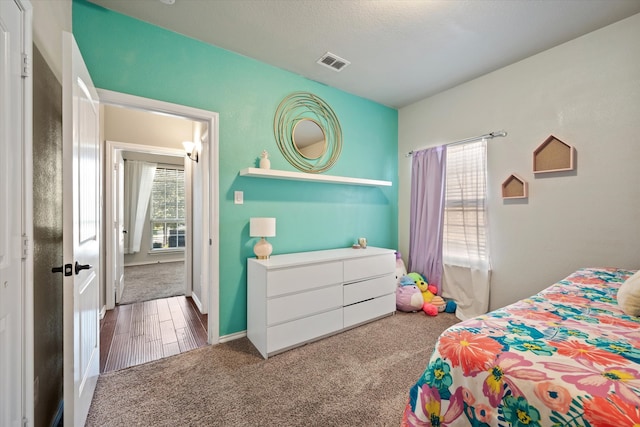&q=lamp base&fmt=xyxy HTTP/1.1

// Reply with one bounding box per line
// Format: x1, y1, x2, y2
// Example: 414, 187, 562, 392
254, 237, 273, 259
